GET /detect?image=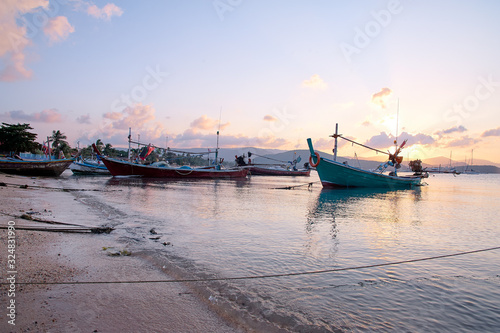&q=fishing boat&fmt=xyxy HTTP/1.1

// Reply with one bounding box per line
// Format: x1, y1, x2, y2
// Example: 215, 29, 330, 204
92, 144, 248, 179
0, 156, 76, 177
235, 152, 311, 176
70, 159, 110, 175
307, 124, 423, 188
246, 165, 311, 176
